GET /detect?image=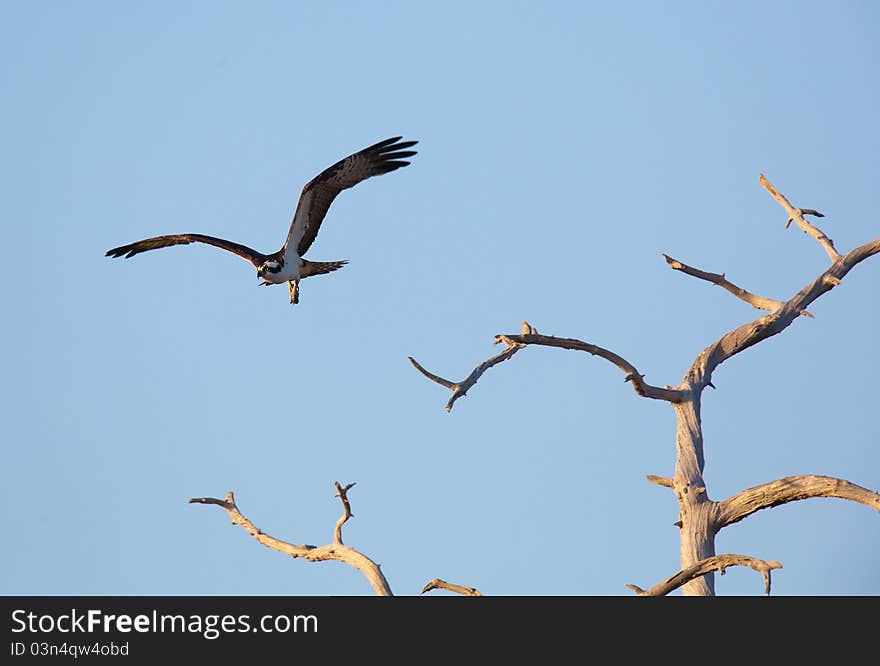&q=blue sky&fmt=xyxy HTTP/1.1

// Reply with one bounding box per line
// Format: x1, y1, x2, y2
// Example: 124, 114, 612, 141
1, 1, 877, 596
